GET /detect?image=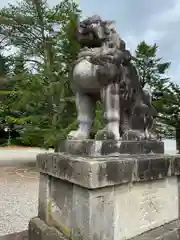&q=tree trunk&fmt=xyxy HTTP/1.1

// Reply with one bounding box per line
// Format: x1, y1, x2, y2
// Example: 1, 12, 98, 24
176, 126, 180, 153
